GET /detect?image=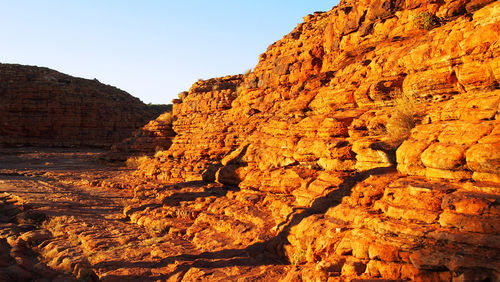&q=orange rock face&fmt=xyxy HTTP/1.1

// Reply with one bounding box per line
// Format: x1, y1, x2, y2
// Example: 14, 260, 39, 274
0, 0, 476, 280
139, 0, 499, 188
136, 75, 245, 182
398, 92, 500, 182
105, 110, 176, 161
129, 0, 500, 280
0, 64, 163, 148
